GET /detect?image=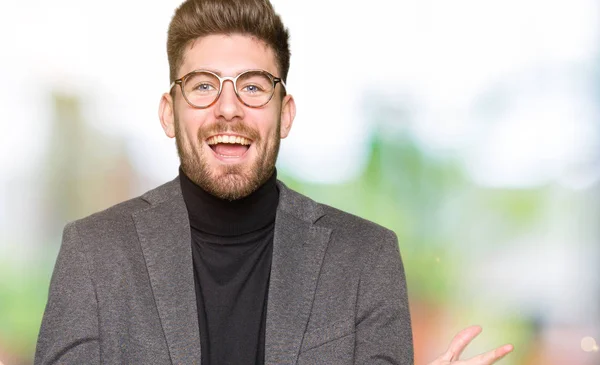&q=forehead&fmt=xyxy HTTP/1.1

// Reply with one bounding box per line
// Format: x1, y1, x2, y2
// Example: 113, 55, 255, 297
180, 34, 279, 78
